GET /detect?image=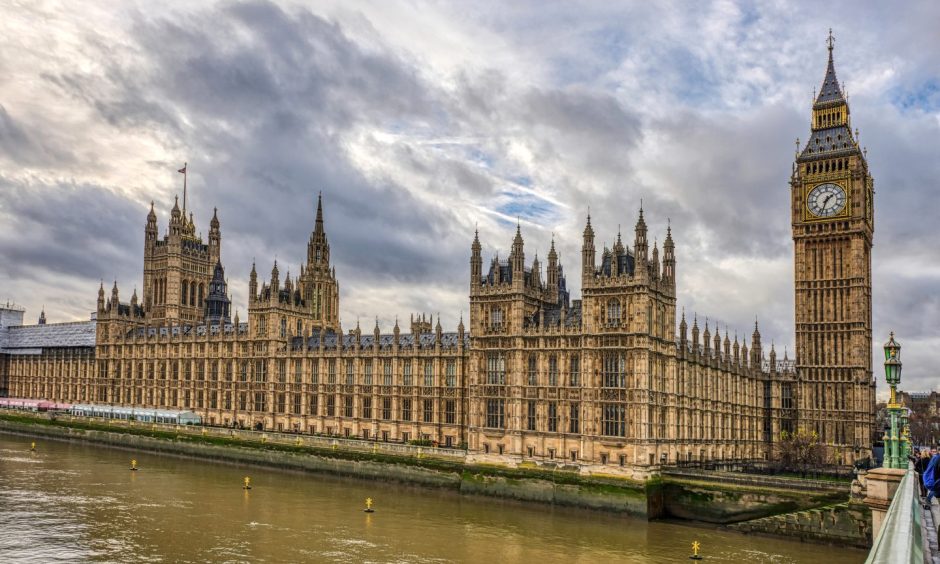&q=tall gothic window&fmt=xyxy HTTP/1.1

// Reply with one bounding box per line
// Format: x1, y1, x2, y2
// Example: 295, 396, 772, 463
423, 399, 433, 423
403, 361, 413, 386
527, 355, 537, 386
569, 403, 580, 433
423, 360, 433, 387
445, 400, 456, 424
486, 354, 506, 385
486, 399, 505, 429
490, 306, 503, 327
607, 299, 621, 325
601, 403, 626, 437
569, 355, 580, 386
602, 352, 626, 388
445, 360, 456, 387
548, 355, 558, 386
